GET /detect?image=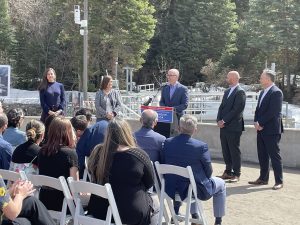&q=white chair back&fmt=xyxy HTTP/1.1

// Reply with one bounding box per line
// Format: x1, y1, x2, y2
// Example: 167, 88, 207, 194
0, 169, 21, 182
82, 156, 91, 181
67, 177, 122, 225
155, 162, 207, 225
27, 174, 75, 225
